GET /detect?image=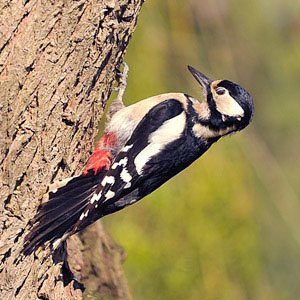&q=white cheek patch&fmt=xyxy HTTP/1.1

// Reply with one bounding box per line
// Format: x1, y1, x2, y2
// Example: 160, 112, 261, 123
215, 95, 244, 117
134, 111, 186, 175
